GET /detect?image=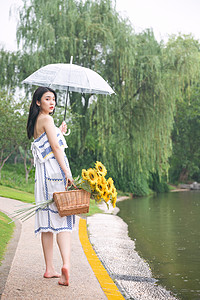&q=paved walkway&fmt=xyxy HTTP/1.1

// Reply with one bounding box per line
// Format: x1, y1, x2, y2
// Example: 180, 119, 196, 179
0, 197, 121, 300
